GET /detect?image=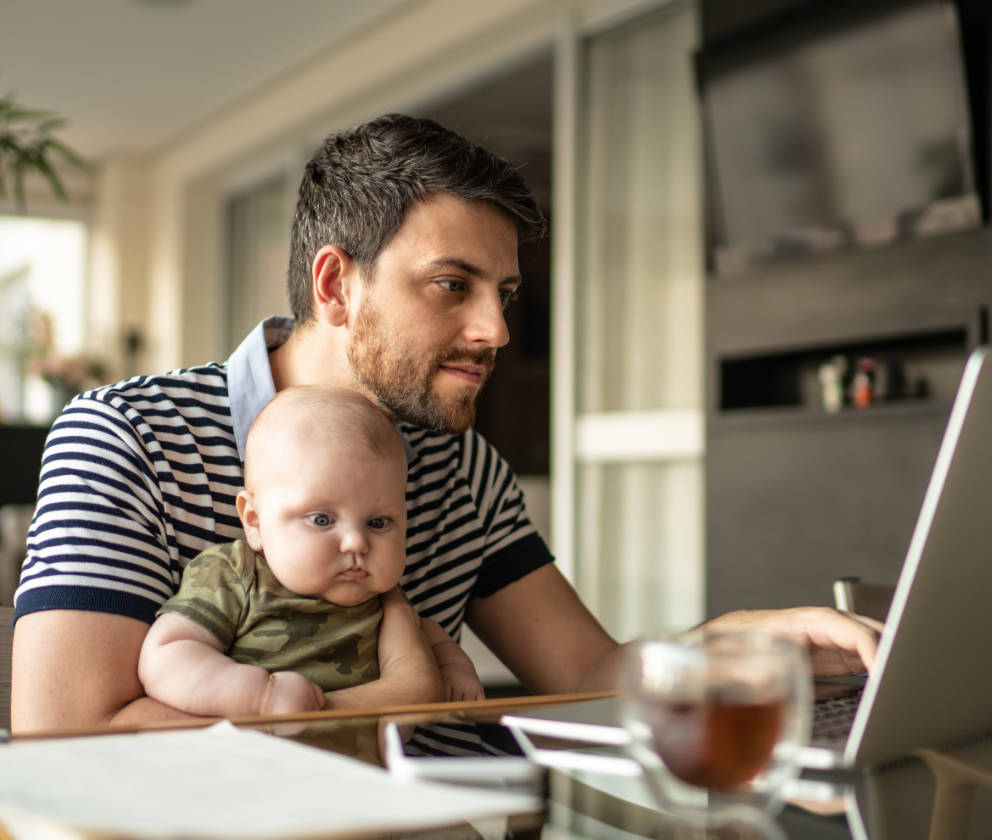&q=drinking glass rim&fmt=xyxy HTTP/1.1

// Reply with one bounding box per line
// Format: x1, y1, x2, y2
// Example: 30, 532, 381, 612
625, 630, 811, 676
635, 628, 805, 653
